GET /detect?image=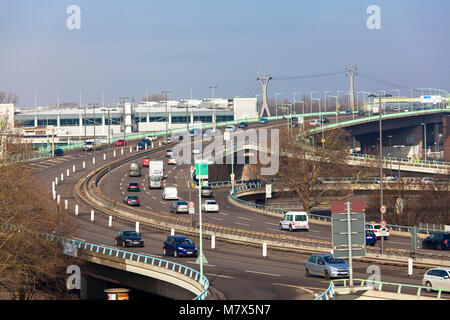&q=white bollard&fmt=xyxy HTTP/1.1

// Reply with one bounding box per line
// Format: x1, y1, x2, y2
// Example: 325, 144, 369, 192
136, 221, 140, 234
262, 242, 267, 257
145, 143, 147, 150
408, 257, 413, 276
57, 194, 60, 205
113, 150, 116, 157
151, 142, 154, 148
103, 153, 106, 161
171, 228, 175, 235
53, 191, 56, 200
52, 181, 55, 193
136, 145, 139, 151
211, 235, 215, 249
55, 177, 58, 186
65, 200, 68, 210
121, 148, 123, 155
90, 210, 95, 221
75, 205, 79, 216
73, 165, 76, 173
92, 157, 96, 165
67, 169, 70, 177
61, 173, 64, 182
159, 141, 161, 147
108, 215, 112, 227
129, 146, 132, 153
83, 161, 86, 169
